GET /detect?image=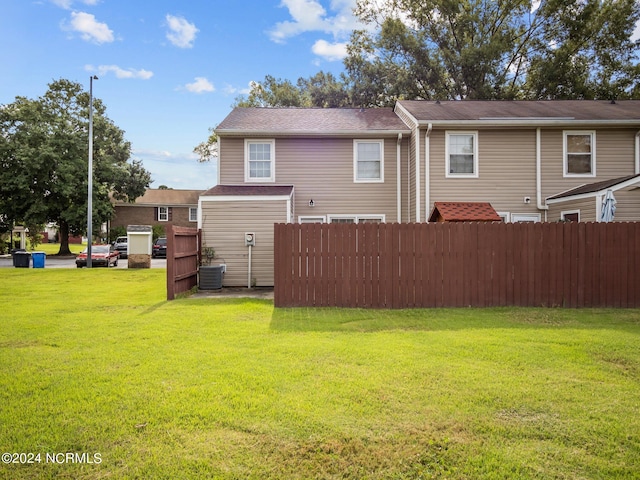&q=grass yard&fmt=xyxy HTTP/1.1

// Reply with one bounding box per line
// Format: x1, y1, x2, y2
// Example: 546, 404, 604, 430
1, 269, 639, 479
